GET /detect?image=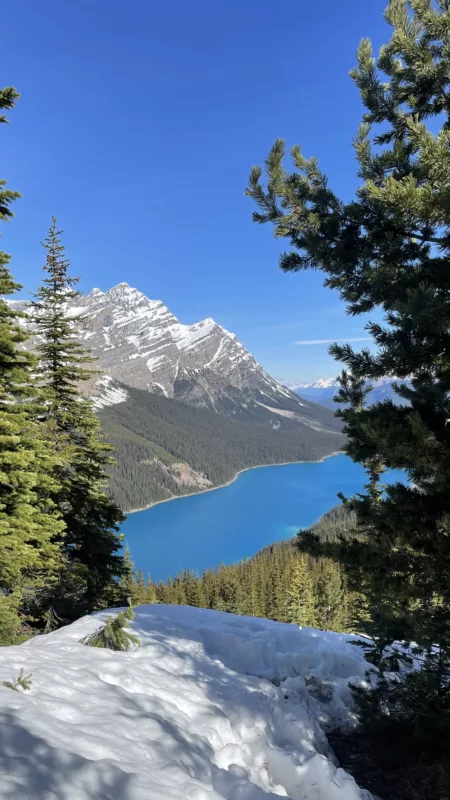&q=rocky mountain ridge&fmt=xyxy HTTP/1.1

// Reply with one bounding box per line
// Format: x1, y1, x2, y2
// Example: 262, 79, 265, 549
9, 283, 341, 434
